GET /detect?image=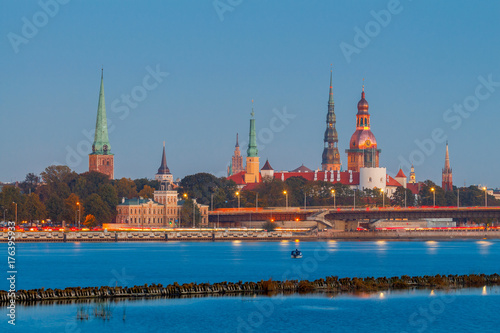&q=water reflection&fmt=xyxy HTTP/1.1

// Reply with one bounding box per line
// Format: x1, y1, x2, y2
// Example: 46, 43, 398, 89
425, 240, 439, 254
477, 240, 493, 255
